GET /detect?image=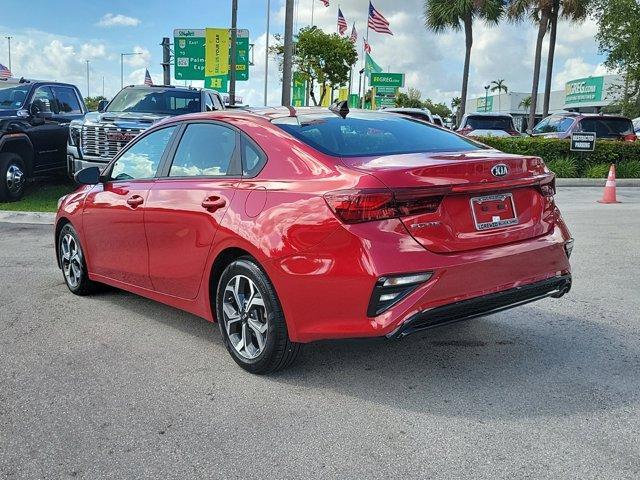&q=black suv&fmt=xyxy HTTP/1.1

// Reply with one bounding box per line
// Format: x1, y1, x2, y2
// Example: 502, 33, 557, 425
0, 77, 86, 201
67, 85, 225, 176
